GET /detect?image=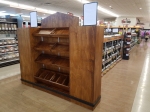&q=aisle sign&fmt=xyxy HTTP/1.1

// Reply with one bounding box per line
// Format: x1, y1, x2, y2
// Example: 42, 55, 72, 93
83, 2, 98, 26
30, 11, 37, 27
